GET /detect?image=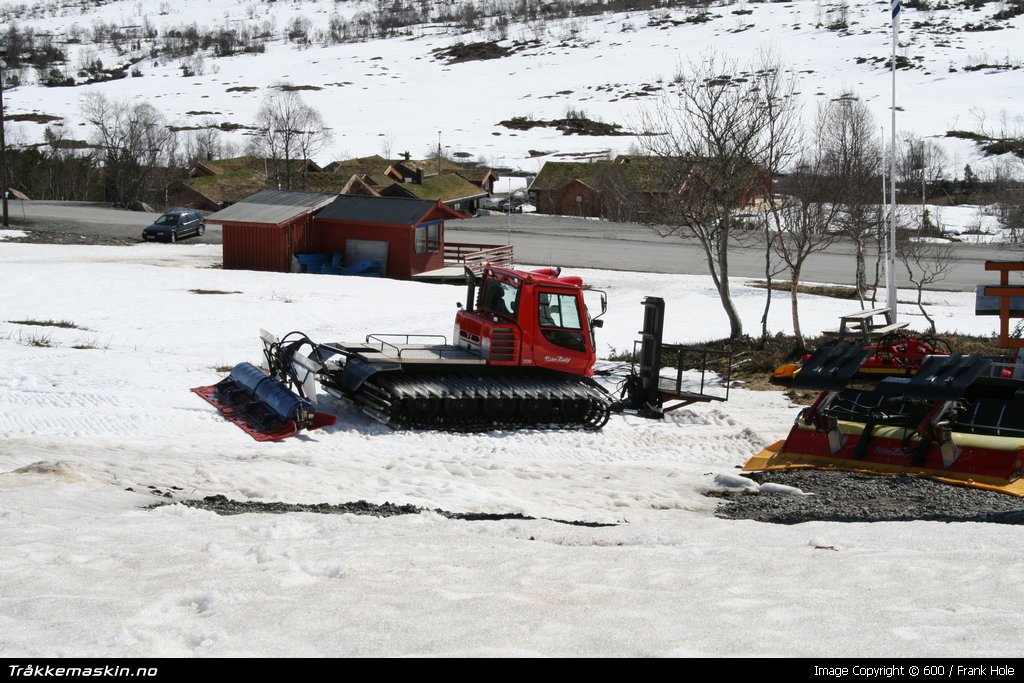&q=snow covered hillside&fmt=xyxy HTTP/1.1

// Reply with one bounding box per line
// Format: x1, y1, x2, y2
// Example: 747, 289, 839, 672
1, 241, 1019, 657
1, 0, 1022, 175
